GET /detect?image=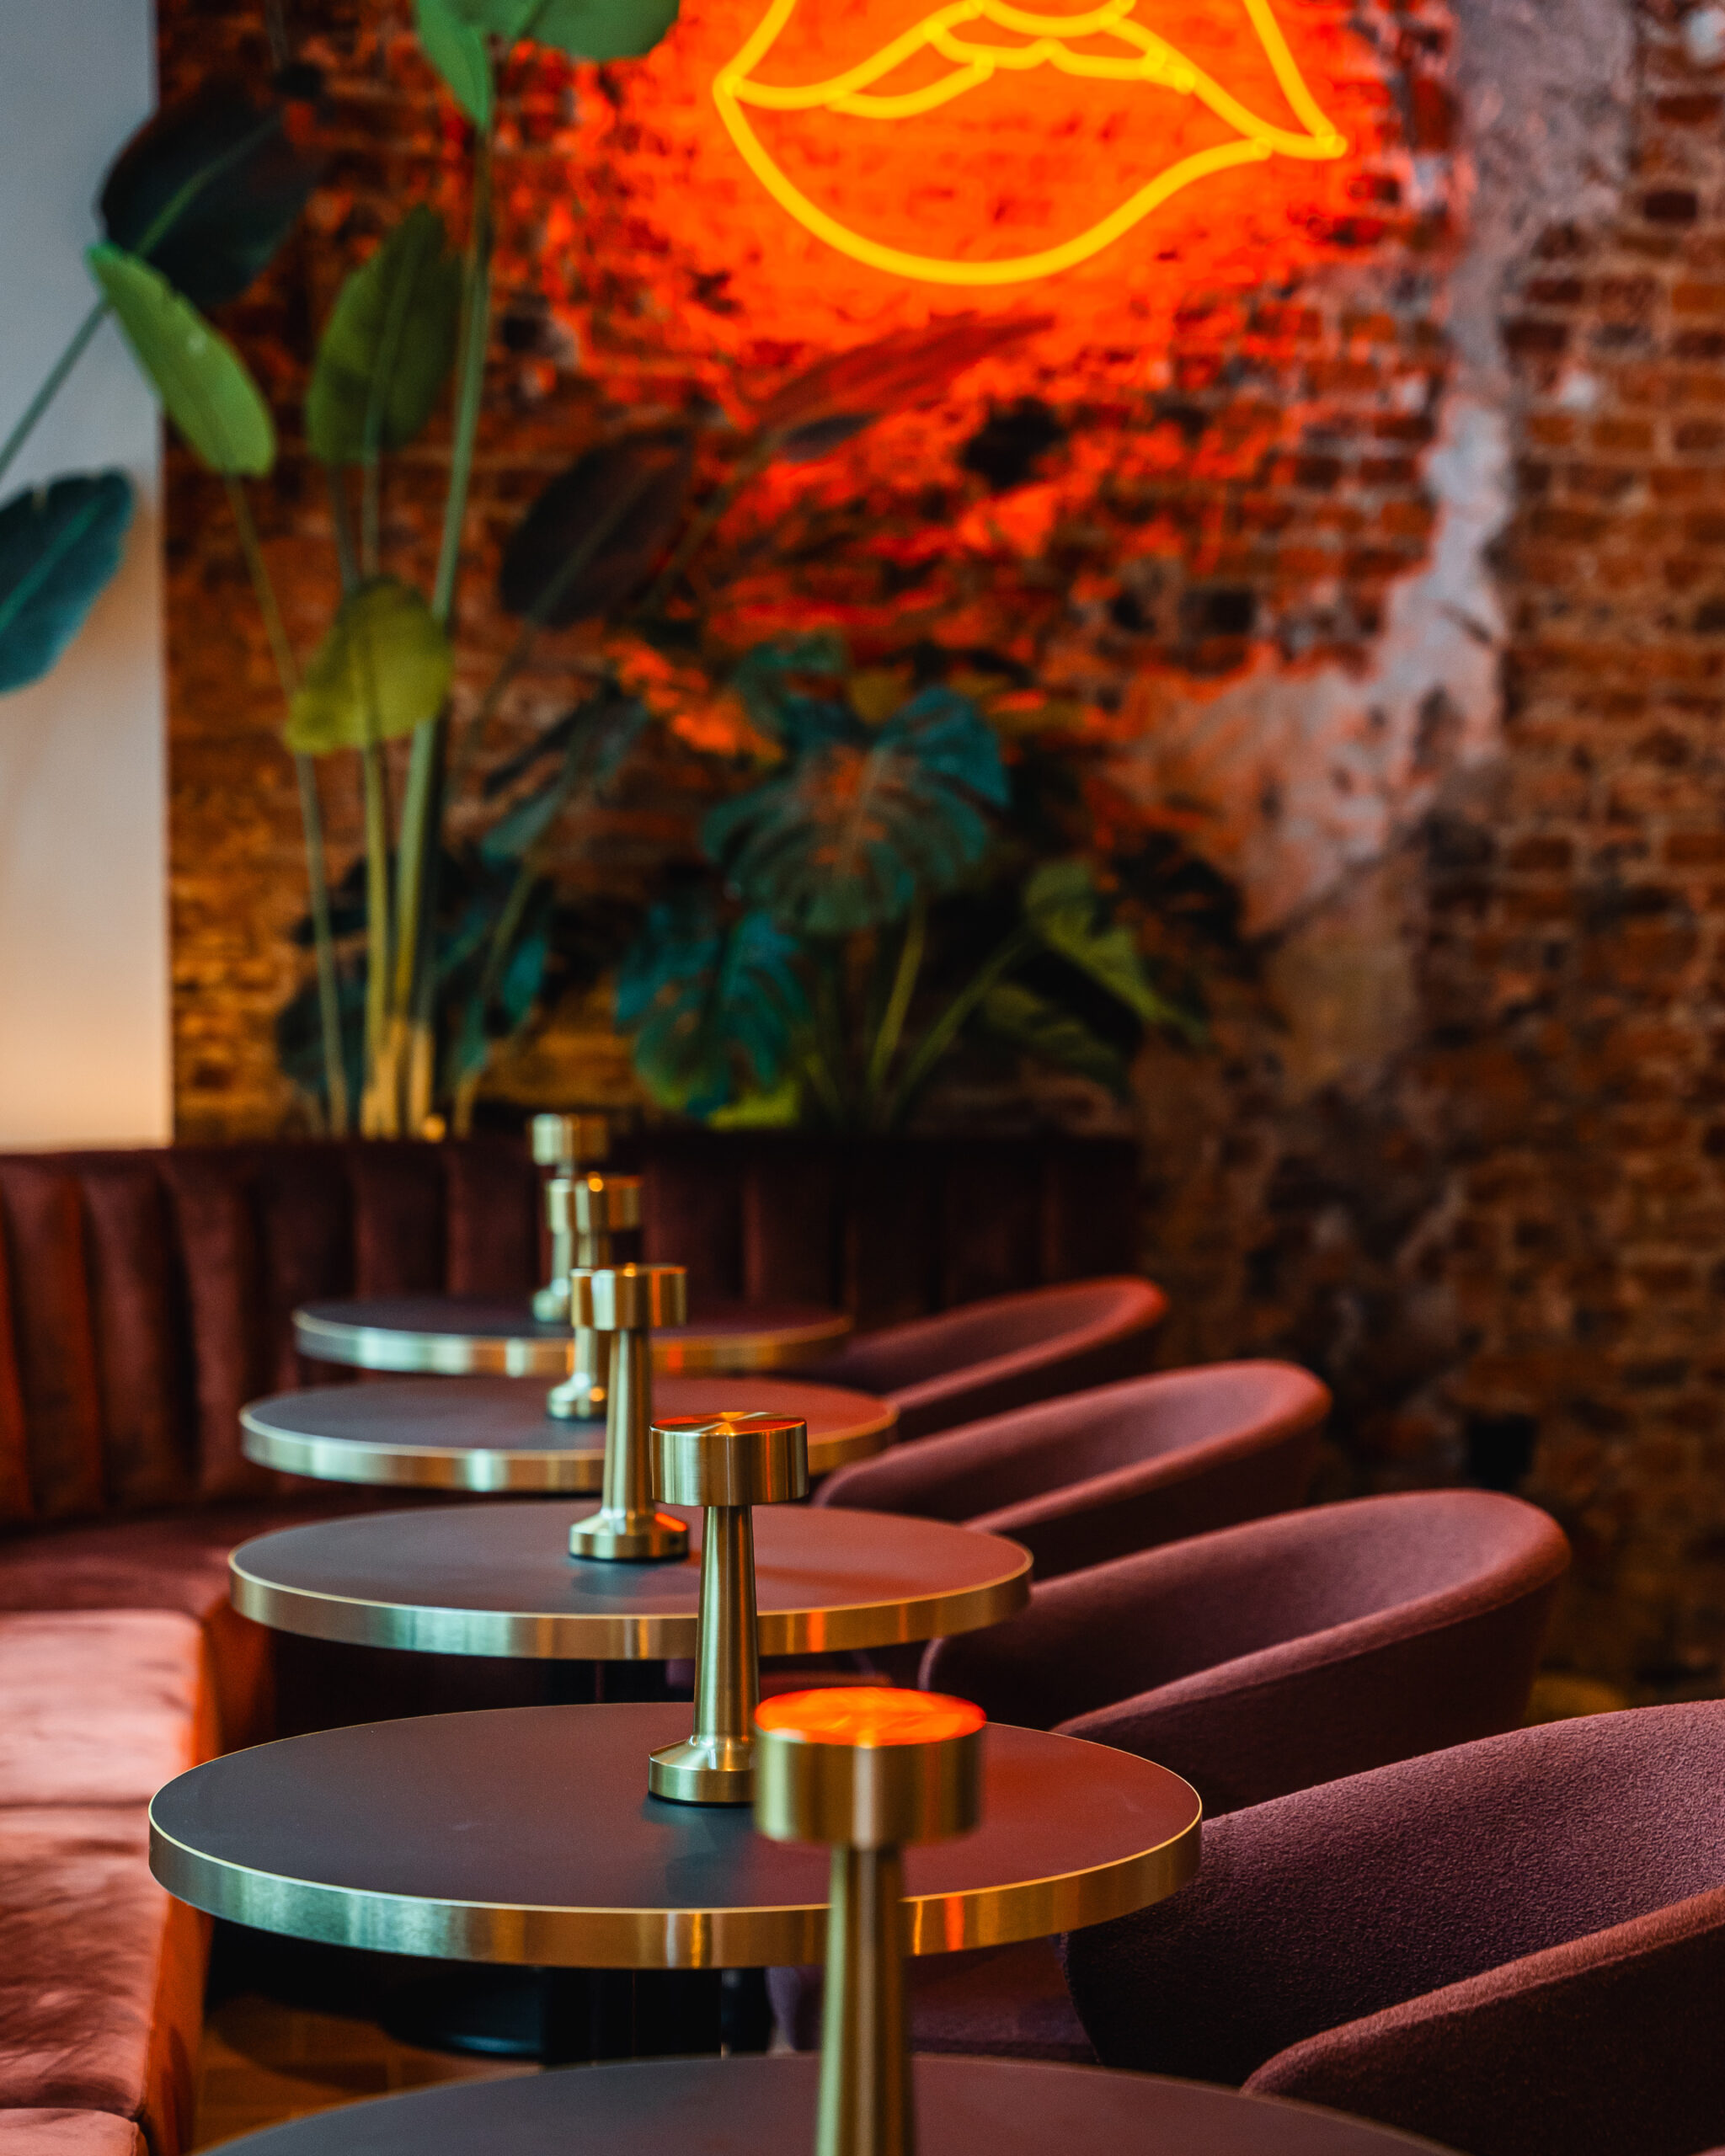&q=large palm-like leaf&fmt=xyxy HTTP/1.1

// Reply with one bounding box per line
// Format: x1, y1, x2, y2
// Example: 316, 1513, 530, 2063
286, 579, 452, 755
703, 686, 1007, 936
87, 247, 274, 476
616, 894, 807, 1115
498, 435, 693, 628
1023, 859, 1200, 1038
99, 72, 323, 309
0, 473, 133, 694
306, 207, 463, 463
